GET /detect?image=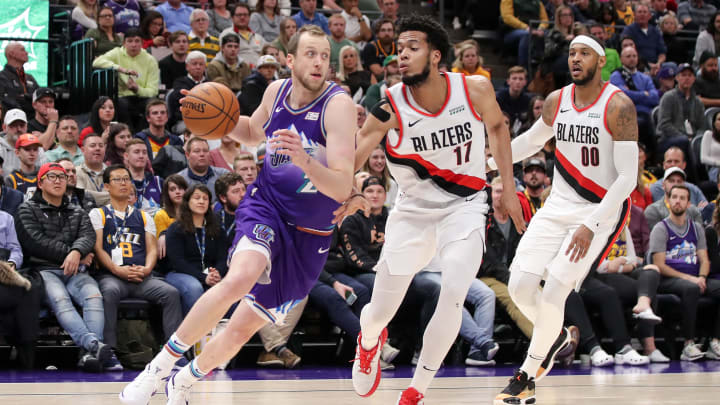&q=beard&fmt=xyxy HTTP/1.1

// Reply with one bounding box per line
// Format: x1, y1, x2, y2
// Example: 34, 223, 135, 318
402, 59, 431, 87
294, 70, 326, 92
670, 206, 686, 216
571, 65, 598, 86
